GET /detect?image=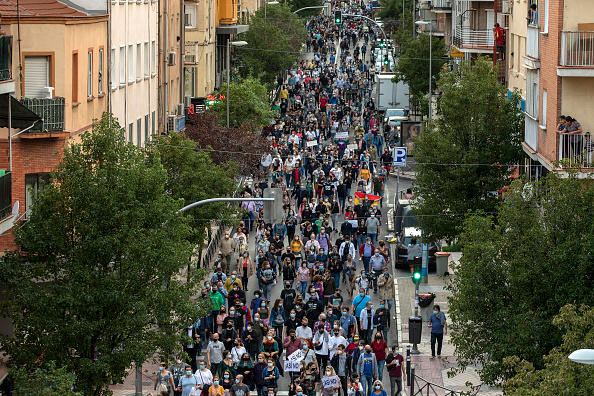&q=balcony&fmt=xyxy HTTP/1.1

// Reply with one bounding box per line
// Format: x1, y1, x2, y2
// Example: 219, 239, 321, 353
524, 114, 539, 152
559, 31, 594, 77
0, 171, 11, 221
526, 25, 539, 59
0, 36, 12, 82
558, 133, 591, 168
431, 0, 451, 12
185, 43, 198, 65
453, 27, 493, 52
20, 97, 65, 132
219, 0, 238, 25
